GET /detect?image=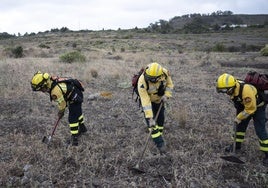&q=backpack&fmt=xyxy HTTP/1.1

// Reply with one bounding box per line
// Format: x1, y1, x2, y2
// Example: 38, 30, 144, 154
52, 76, 84, 91
131, 68, 148, 107
131, 68, 167, 107
243, 71, 268, 103
50, 76, 85, 101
